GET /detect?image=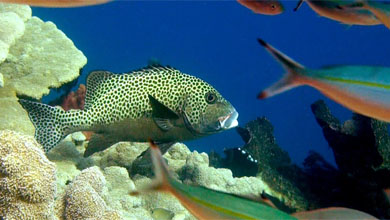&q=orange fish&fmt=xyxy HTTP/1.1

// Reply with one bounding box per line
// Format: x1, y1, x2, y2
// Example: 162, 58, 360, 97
294, 0, 381, 26
293, 207, 378, 220
237, 0, 284, 15
0, 0, 112, 7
